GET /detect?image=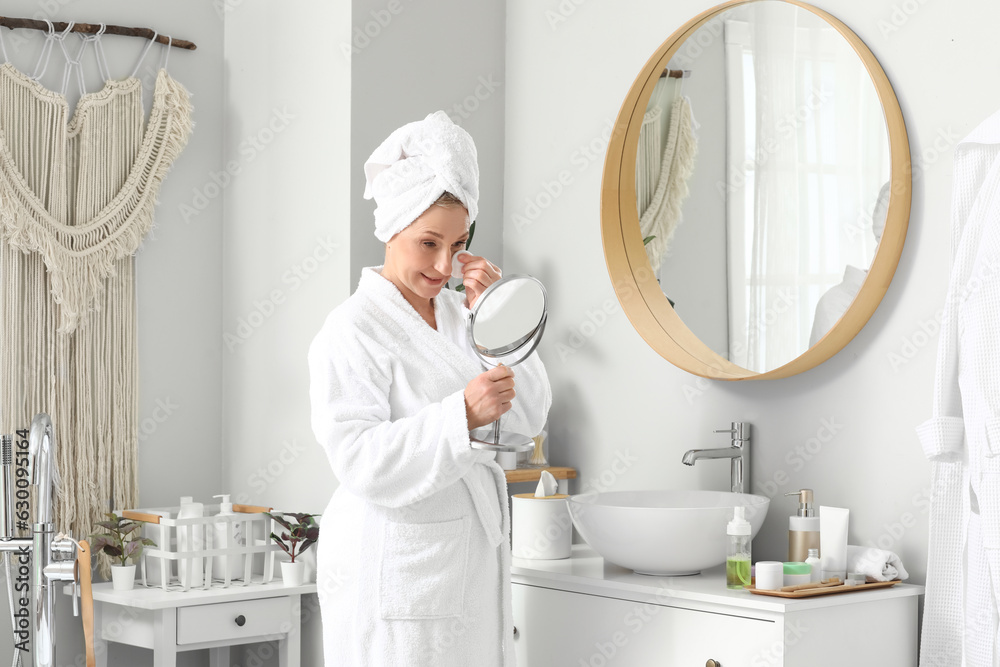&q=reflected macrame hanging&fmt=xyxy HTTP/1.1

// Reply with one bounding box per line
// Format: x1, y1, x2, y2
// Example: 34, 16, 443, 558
0, 22, 192, 541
